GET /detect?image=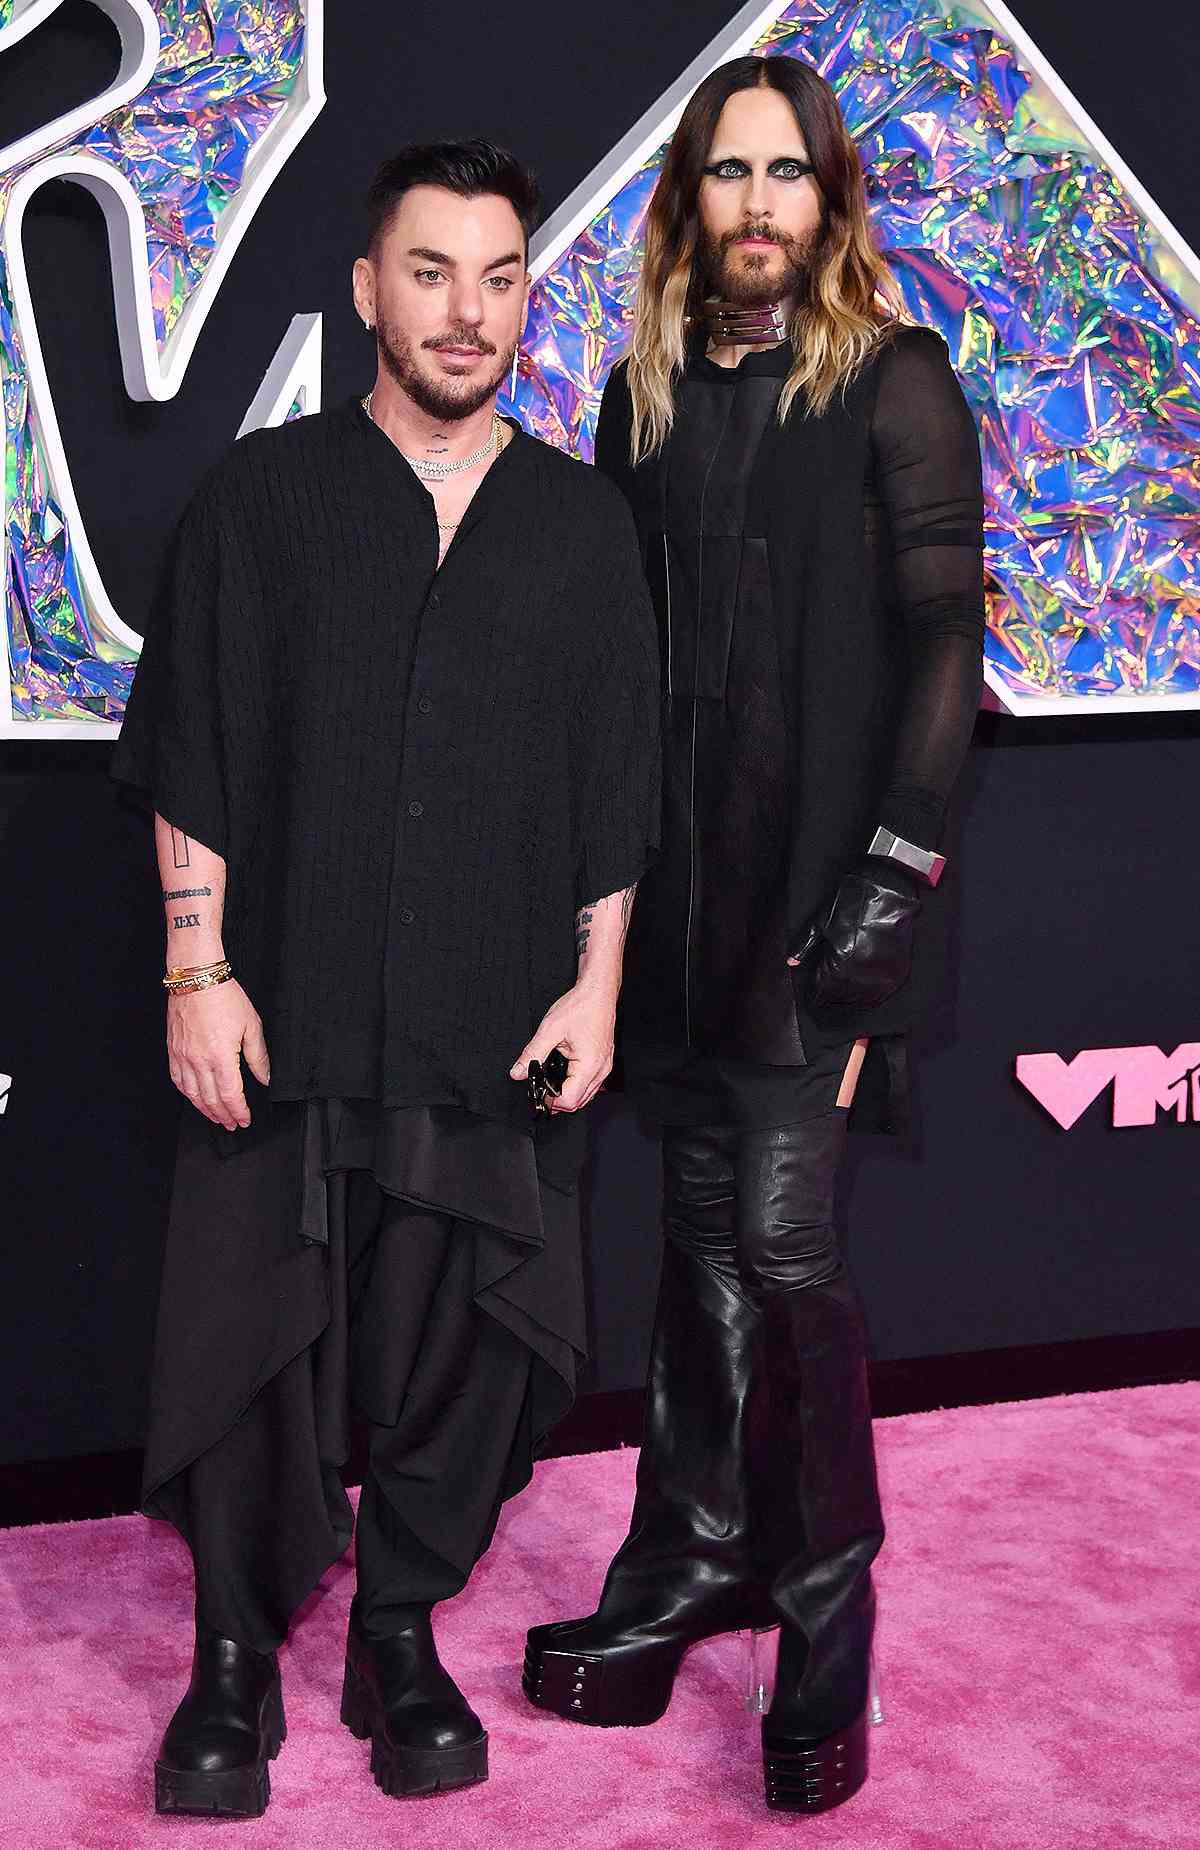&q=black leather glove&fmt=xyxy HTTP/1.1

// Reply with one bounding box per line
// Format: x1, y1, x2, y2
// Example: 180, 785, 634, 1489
790, 857, 922, 1011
